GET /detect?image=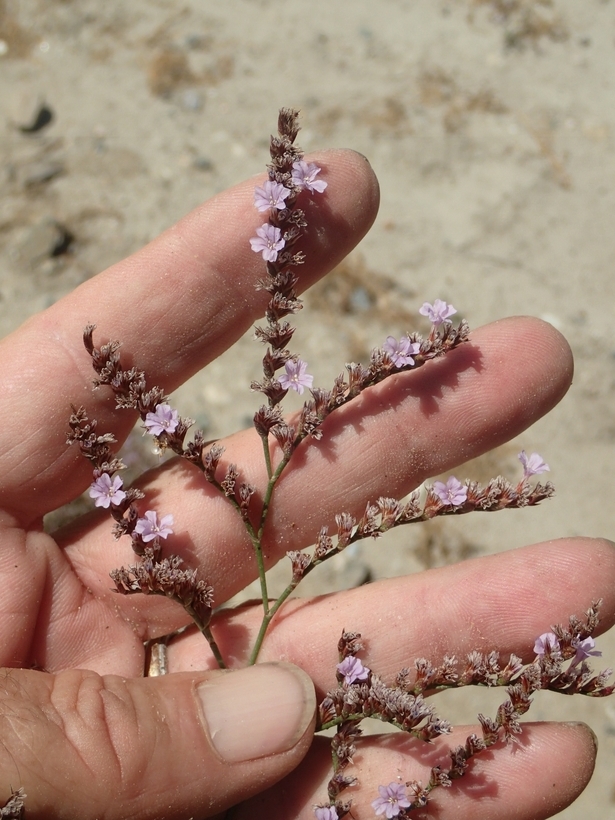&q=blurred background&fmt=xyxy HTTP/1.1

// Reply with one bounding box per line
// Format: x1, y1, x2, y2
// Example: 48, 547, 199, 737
1, 0, 614, 816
